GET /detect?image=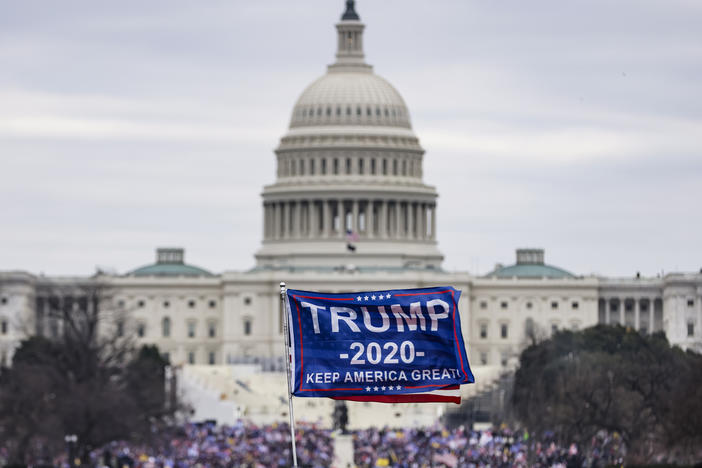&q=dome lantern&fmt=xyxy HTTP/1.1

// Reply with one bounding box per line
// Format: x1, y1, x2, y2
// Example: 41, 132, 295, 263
331, 0, 371, 72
